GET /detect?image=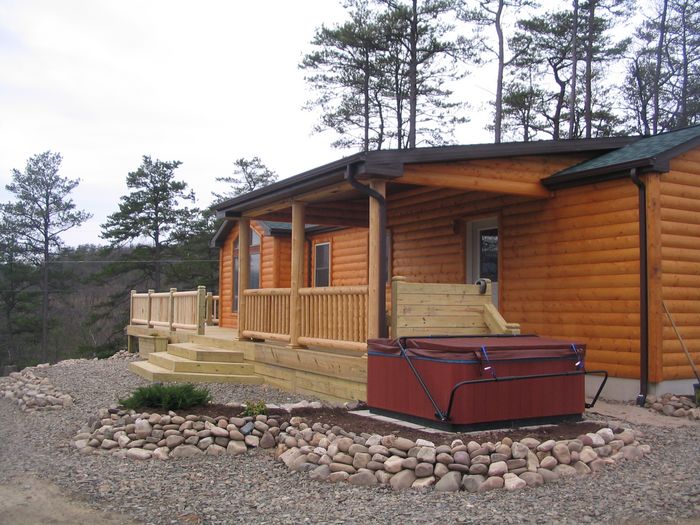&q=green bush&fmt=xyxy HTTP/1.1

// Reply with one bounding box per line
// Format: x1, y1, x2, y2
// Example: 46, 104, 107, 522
119, 383, 212, 411
242, 400, 267, 417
